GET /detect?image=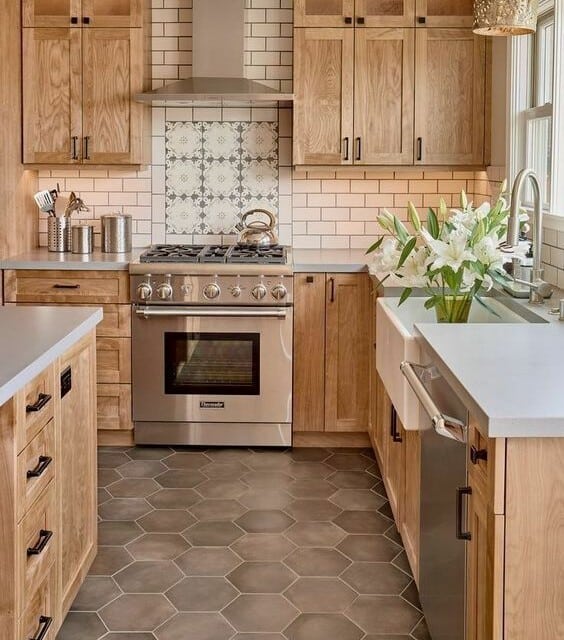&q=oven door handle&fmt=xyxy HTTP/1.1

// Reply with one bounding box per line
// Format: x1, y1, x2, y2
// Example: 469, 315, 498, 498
135, 306, 289, 319
400, 361, 467, 443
